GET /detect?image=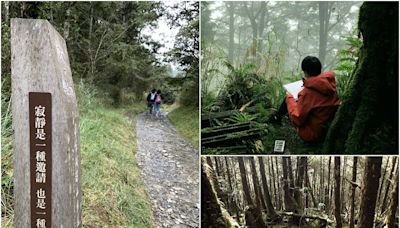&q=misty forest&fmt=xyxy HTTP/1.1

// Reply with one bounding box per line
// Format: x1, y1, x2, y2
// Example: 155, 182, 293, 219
201, 1, 398, 154
202, 156, 399, 227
